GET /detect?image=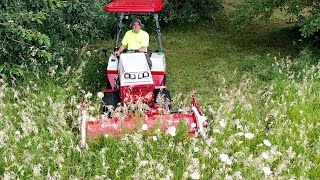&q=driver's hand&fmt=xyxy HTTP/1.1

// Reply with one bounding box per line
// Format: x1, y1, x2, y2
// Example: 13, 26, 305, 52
114, 51, 120, 56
